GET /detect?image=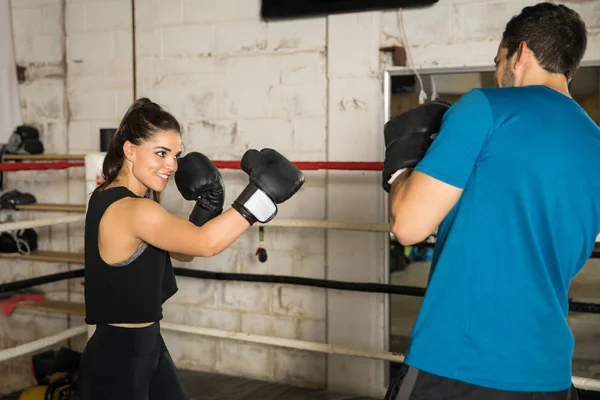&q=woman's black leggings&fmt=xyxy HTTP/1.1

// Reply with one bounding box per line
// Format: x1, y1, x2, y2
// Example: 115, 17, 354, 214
76, 322, 188, 400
